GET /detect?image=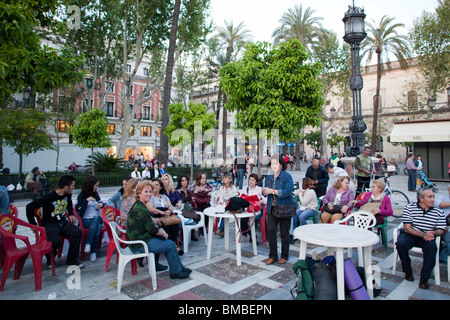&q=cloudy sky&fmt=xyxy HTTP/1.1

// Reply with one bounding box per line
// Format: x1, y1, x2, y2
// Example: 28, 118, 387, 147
208, 0, 439, 43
